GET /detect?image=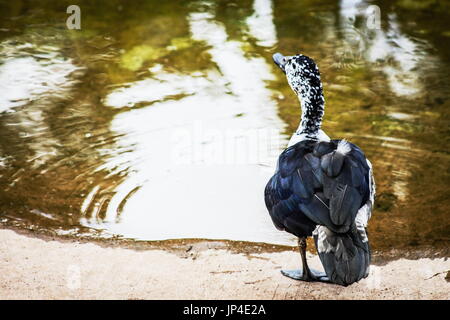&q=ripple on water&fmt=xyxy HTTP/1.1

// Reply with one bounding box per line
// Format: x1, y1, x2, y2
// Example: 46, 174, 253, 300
78, 8, 291, 244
